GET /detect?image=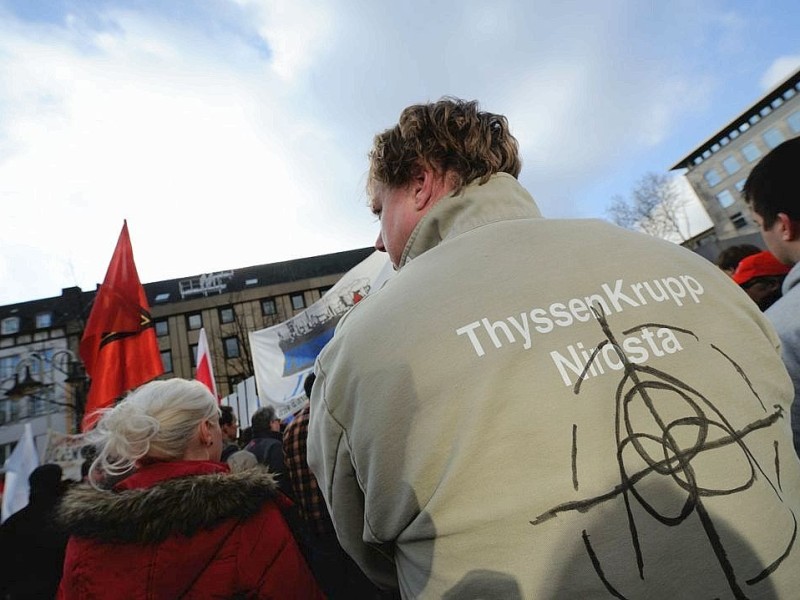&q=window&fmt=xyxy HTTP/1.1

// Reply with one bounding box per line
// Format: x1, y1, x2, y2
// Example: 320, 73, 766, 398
702, 149, 712, 159
789, 111, 800, 133
722, 155, 741, 175
155, 320, 169, 337
318, 285, 333, 296
711, 142, 720, 153
763, 127, 785, 149
35, 312, 52, 329
772, 97, 784, 109
735, 179, 746, 193
154, 293, 170, 303
717, 190, 735, 208
187, 313, 202, 330
161, 350, 173, 373
704, 168, 722, 186
290, 293, 306, 310
730, 213, 748, 229
245, 278, 258, 286
219, 306, 235, 324
224, 336, 240, 359
0, 355, 19, 379
760, 105, 772, 117
1, 317, 20, 336
729, 129, 739, 140
720, 136, 729, 146
741, 143, 761, 162
190, 344, 198, 367
785, 88, 797, 100
749, 113, 761, 125
30, 349, 54, 377
739, 122, 750, 133
261, 298, 277, 316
